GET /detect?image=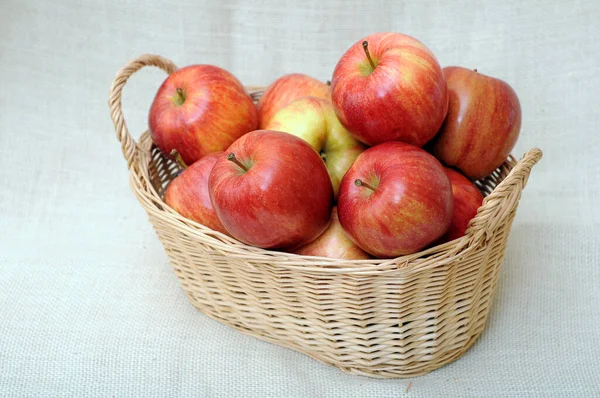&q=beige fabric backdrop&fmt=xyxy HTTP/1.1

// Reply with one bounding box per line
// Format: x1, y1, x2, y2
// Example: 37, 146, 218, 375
1, 0, 599, 396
